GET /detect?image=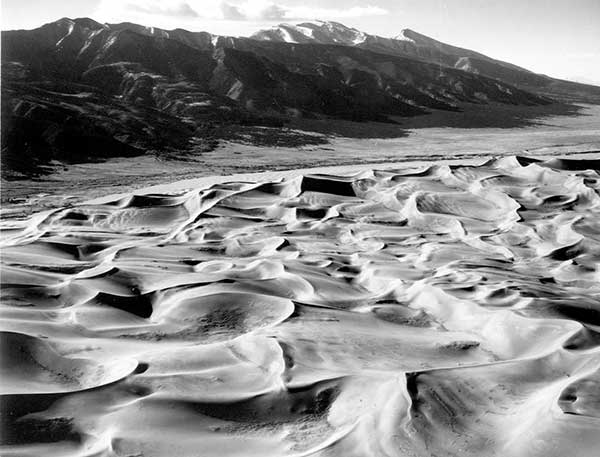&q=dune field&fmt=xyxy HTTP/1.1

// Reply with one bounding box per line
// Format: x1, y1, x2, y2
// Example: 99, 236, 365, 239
1, 154, 600, 456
